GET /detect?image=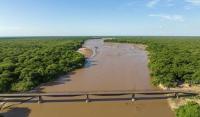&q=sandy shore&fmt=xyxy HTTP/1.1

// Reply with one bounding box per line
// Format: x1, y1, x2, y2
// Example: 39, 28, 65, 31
159, 84, 200, 110
77, 47, 93, 58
